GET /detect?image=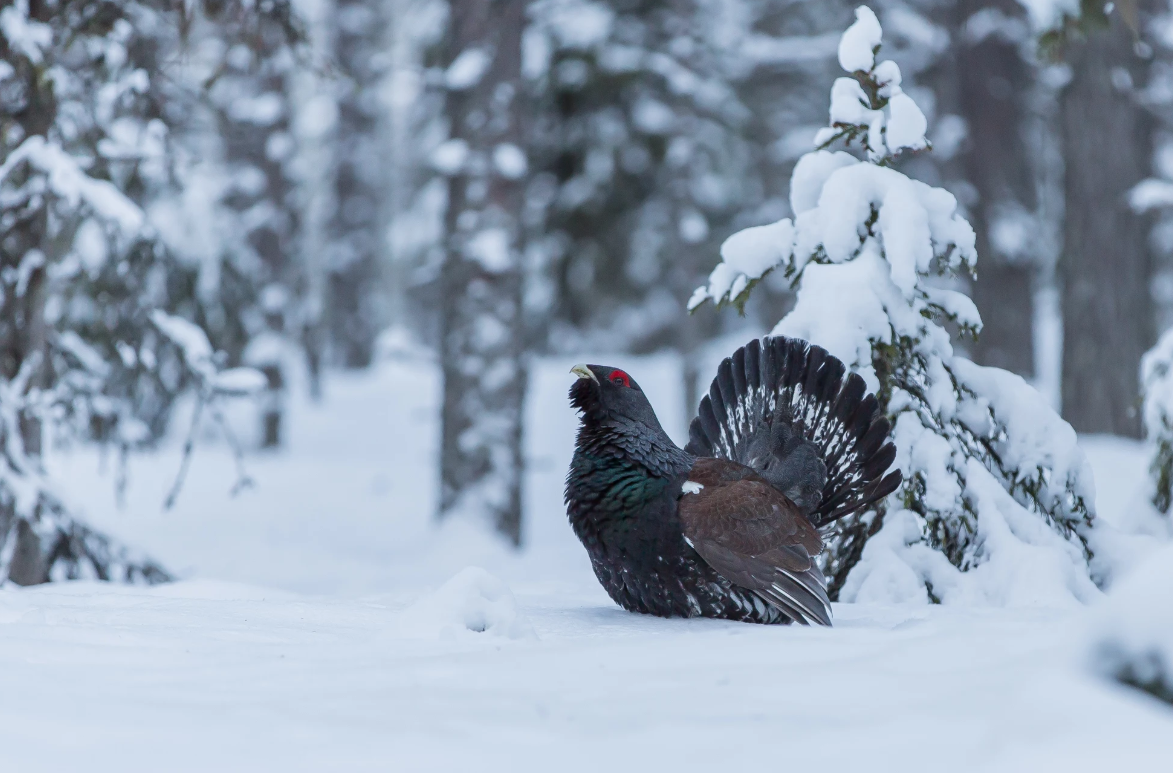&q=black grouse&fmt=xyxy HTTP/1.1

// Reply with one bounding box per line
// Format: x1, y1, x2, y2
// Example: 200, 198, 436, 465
565, 336, 901, 626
